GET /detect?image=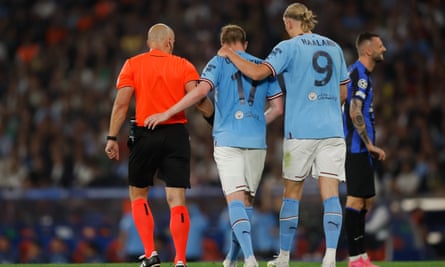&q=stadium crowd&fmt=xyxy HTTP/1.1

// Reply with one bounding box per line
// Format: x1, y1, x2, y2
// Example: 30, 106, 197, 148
0, 0, 444, 263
